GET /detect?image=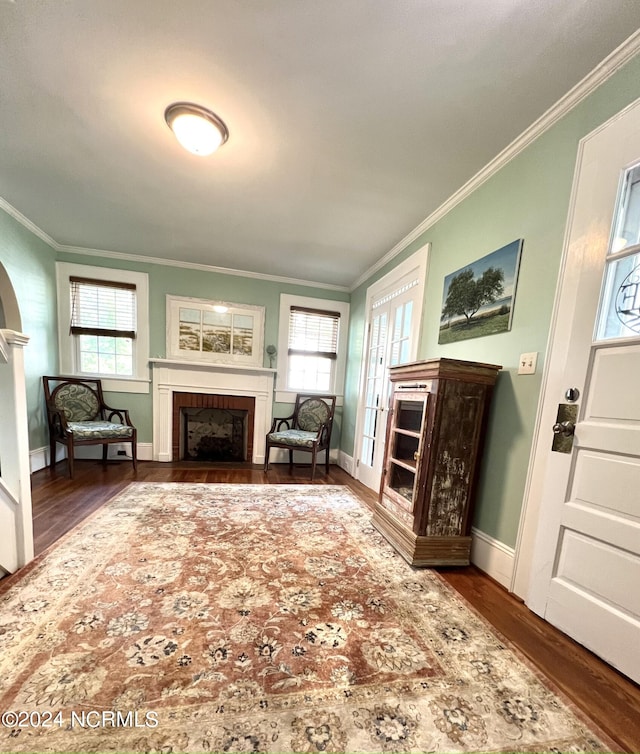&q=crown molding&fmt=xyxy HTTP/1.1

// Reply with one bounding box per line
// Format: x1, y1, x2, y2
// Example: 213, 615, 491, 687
0, 197, 57, 248
0, 195, 348, 292
349, 29, 640, 292
55, 244, 349, 292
